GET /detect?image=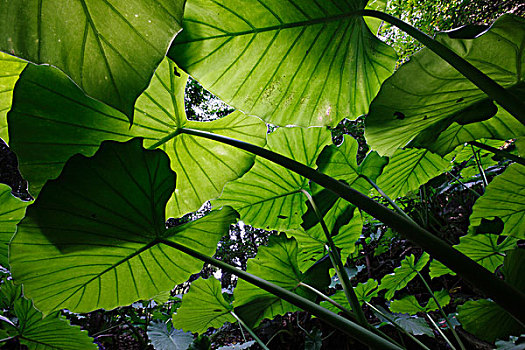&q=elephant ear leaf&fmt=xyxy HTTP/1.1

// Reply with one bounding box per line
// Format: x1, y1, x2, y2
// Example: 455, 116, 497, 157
0, 52, 26, 143
169, 0, 396, 127
0, 184, 31, 267
378, 253, 430, 300
10, 138, 237, 314
0, 0, 185, 120
365, 14, 525, 156
233, 234, 328, 327
469, 164, 525, 239
172, 277, 235, 334
0, 281, 97, 349
147, 321, 193, 350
